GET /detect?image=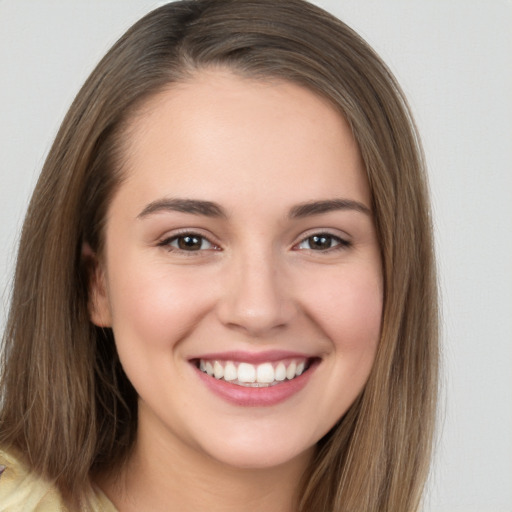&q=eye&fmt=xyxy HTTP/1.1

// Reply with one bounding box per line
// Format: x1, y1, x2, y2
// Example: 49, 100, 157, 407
161, 233, 217, 252
296, 233, 350, 251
